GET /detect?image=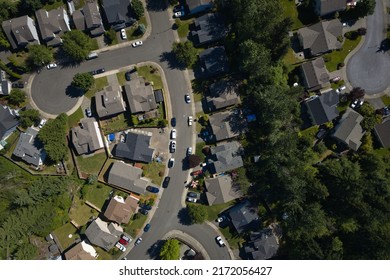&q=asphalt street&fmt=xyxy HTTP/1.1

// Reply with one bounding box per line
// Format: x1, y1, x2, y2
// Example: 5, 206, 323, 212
30, 1, 230, 259
346, 0, 390, 94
